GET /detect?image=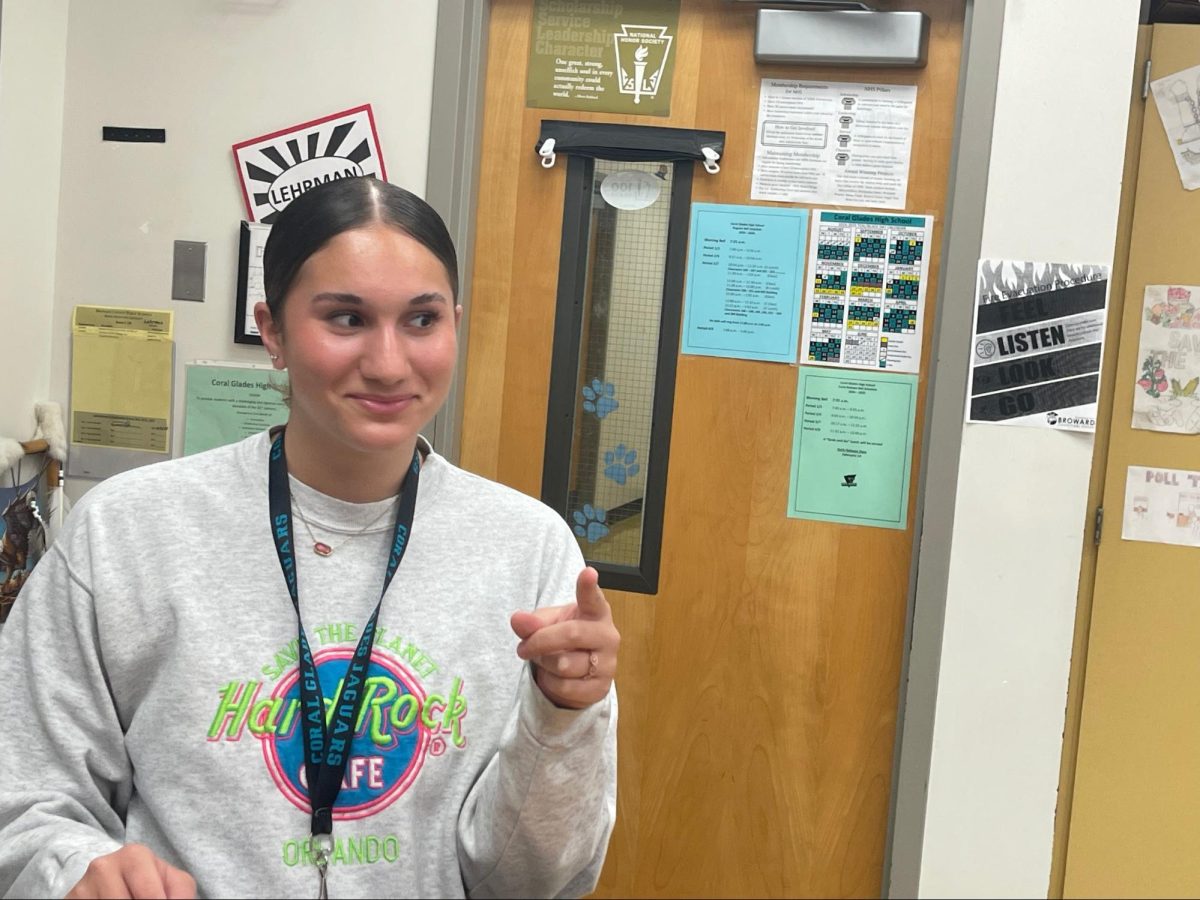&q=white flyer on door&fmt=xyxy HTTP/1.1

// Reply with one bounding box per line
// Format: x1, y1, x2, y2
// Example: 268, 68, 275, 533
801, 210, 933, 372
1131, 285, 1200, 433
1149, 63, 1200, 191
1123, 465, 1200, 548
751, 78, 917, 210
